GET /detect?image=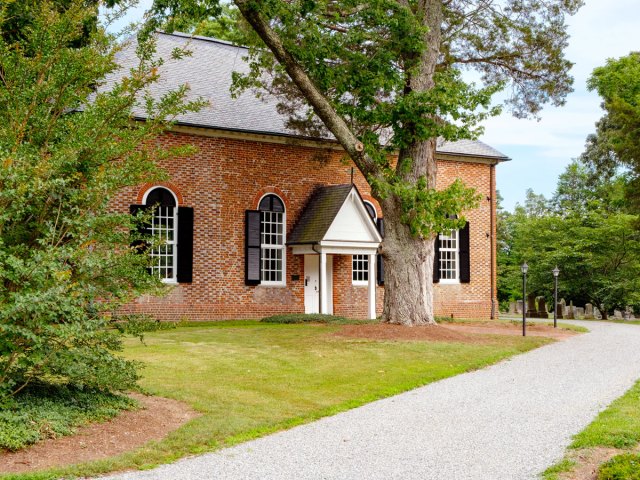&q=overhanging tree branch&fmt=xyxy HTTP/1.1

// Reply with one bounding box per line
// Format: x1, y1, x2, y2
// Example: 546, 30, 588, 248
234, 0, 378, 179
